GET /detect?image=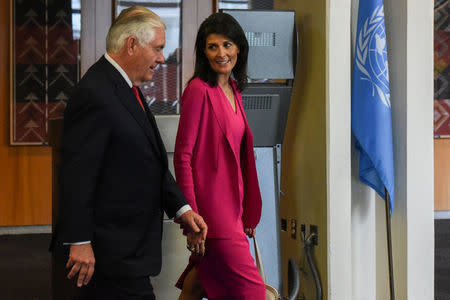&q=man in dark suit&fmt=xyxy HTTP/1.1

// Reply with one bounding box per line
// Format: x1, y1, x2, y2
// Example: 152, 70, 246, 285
51, 6, 207, 300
